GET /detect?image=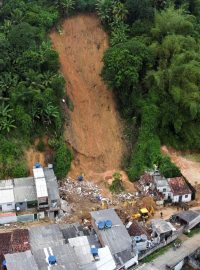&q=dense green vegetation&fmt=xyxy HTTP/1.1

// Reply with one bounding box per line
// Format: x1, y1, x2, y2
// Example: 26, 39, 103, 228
98, 0, 200, 180
0, 0, 74, 179
1, 0, 199, 181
